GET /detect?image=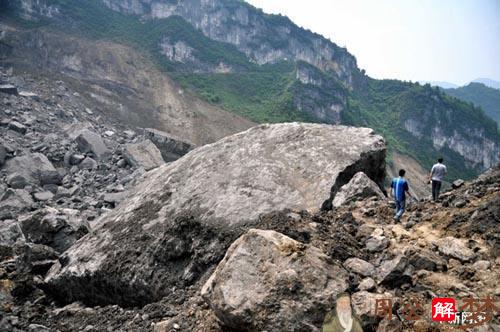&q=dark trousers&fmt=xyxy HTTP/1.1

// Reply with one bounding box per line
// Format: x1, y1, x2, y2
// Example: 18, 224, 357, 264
432, 180, 442, 201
